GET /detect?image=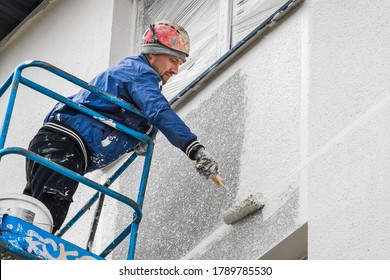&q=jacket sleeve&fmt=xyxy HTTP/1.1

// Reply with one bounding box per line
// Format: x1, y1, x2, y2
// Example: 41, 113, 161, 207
129, 70, 203, 160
